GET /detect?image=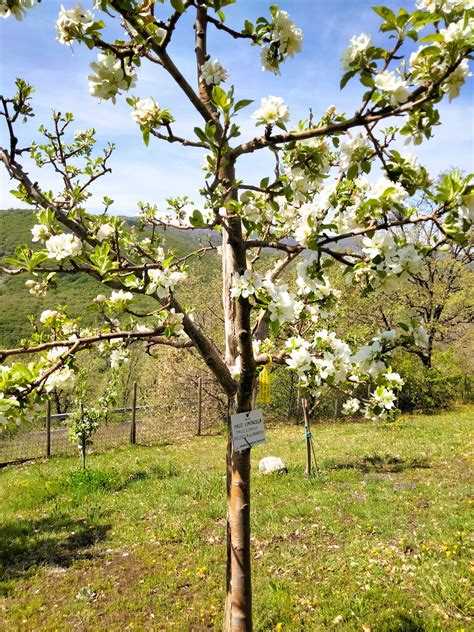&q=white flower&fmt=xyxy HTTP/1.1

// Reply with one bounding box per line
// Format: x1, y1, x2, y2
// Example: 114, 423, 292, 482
342, 398, 360, 415
271, 10, 303, 58
46, 233, 82, 260
384, 371, 404, 387
0, 0, 35, 20
228, 356, 241, 379
443, 59, 471, 101
372, 386, 397, 410
261, 9, 302, 73
339, 133, 371, 170
109, 289, 133, 304
260, 47, 279, 74
201, 59, 228, 85
166, 308, 185, 335
252, 96, 289, 126
25, 279, 47, 298
88, 53, 137, 103
46, 346, 69, 362
96, 223, 115, 241
286, 345, 314, 374
44, 367, 75, 392
31, 223, 50, 242
230, 270, 262, 299
145, 268, 187, 298
0, 393, 20, 415
131, 98, 169, 127
40, 310, 62, 324
362, 231, 396, 259
268, 286, 301, 324
374, 71, 410, 106
417, 0, 473, 10
110, 347, 129, 369
56, 3, 94, 45
367, 177, 407, 204
341, 33, 371, 71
